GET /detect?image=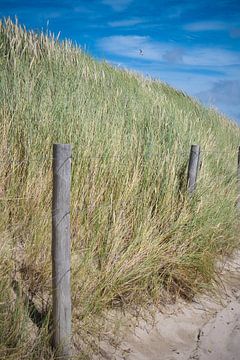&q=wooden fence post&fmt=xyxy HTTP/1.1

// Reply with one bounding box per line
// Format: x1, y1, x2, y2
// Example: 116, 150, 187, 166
52, 143, 72, 359
187, 144, 200, 195
237, 146, 240, 210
